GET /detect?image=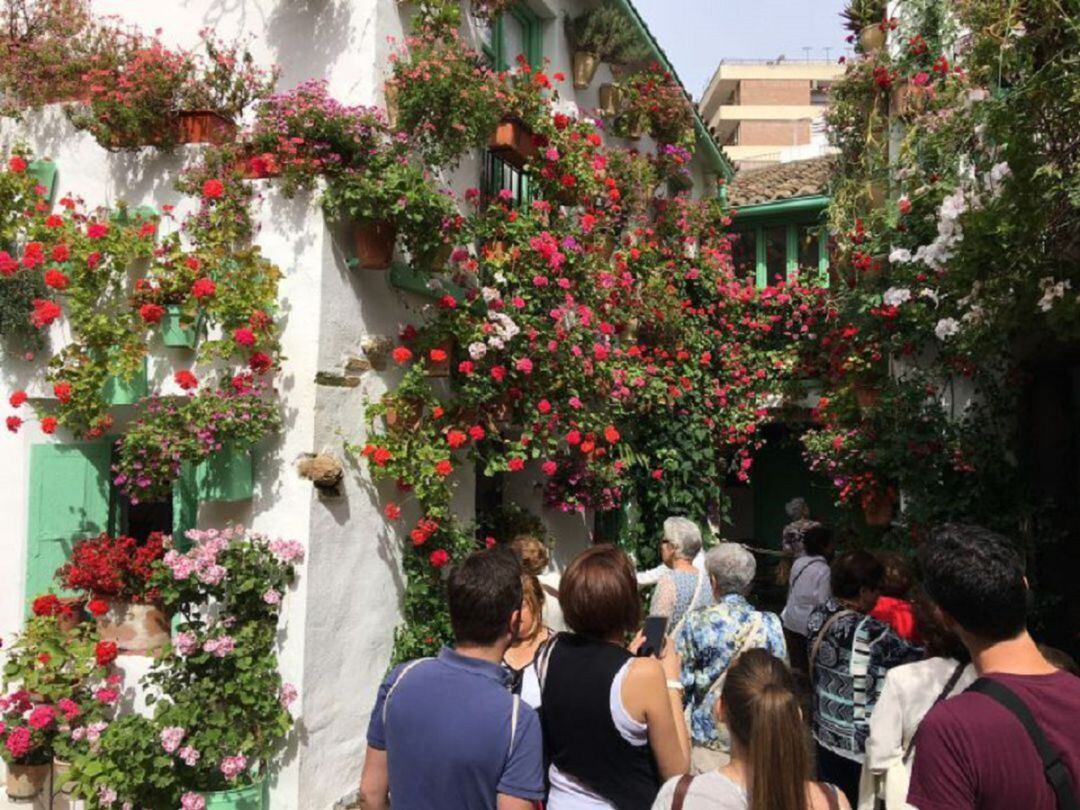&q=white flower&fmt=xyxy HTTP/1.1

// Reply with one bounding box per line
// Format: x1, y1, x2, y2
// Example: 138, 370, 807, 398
934, 318, 961, 340
882, 287, 912, 307
889, 248, 913, 264
467, 341, 487, 360
919, 288, 940, 305
481, 286, 500, 303
1037, 277, 1071, 312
